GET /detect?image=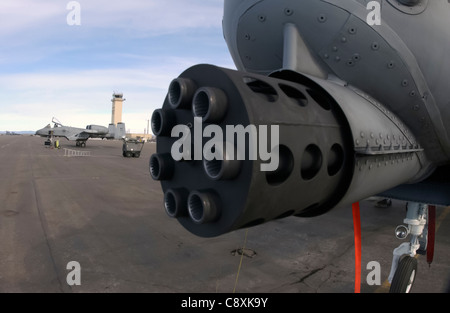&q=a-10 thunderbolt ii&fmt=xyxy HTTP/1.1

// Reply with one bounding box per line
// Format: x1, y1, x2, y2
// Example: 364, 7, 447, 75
36, 117, 126, 147
150, 0, 450, 292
